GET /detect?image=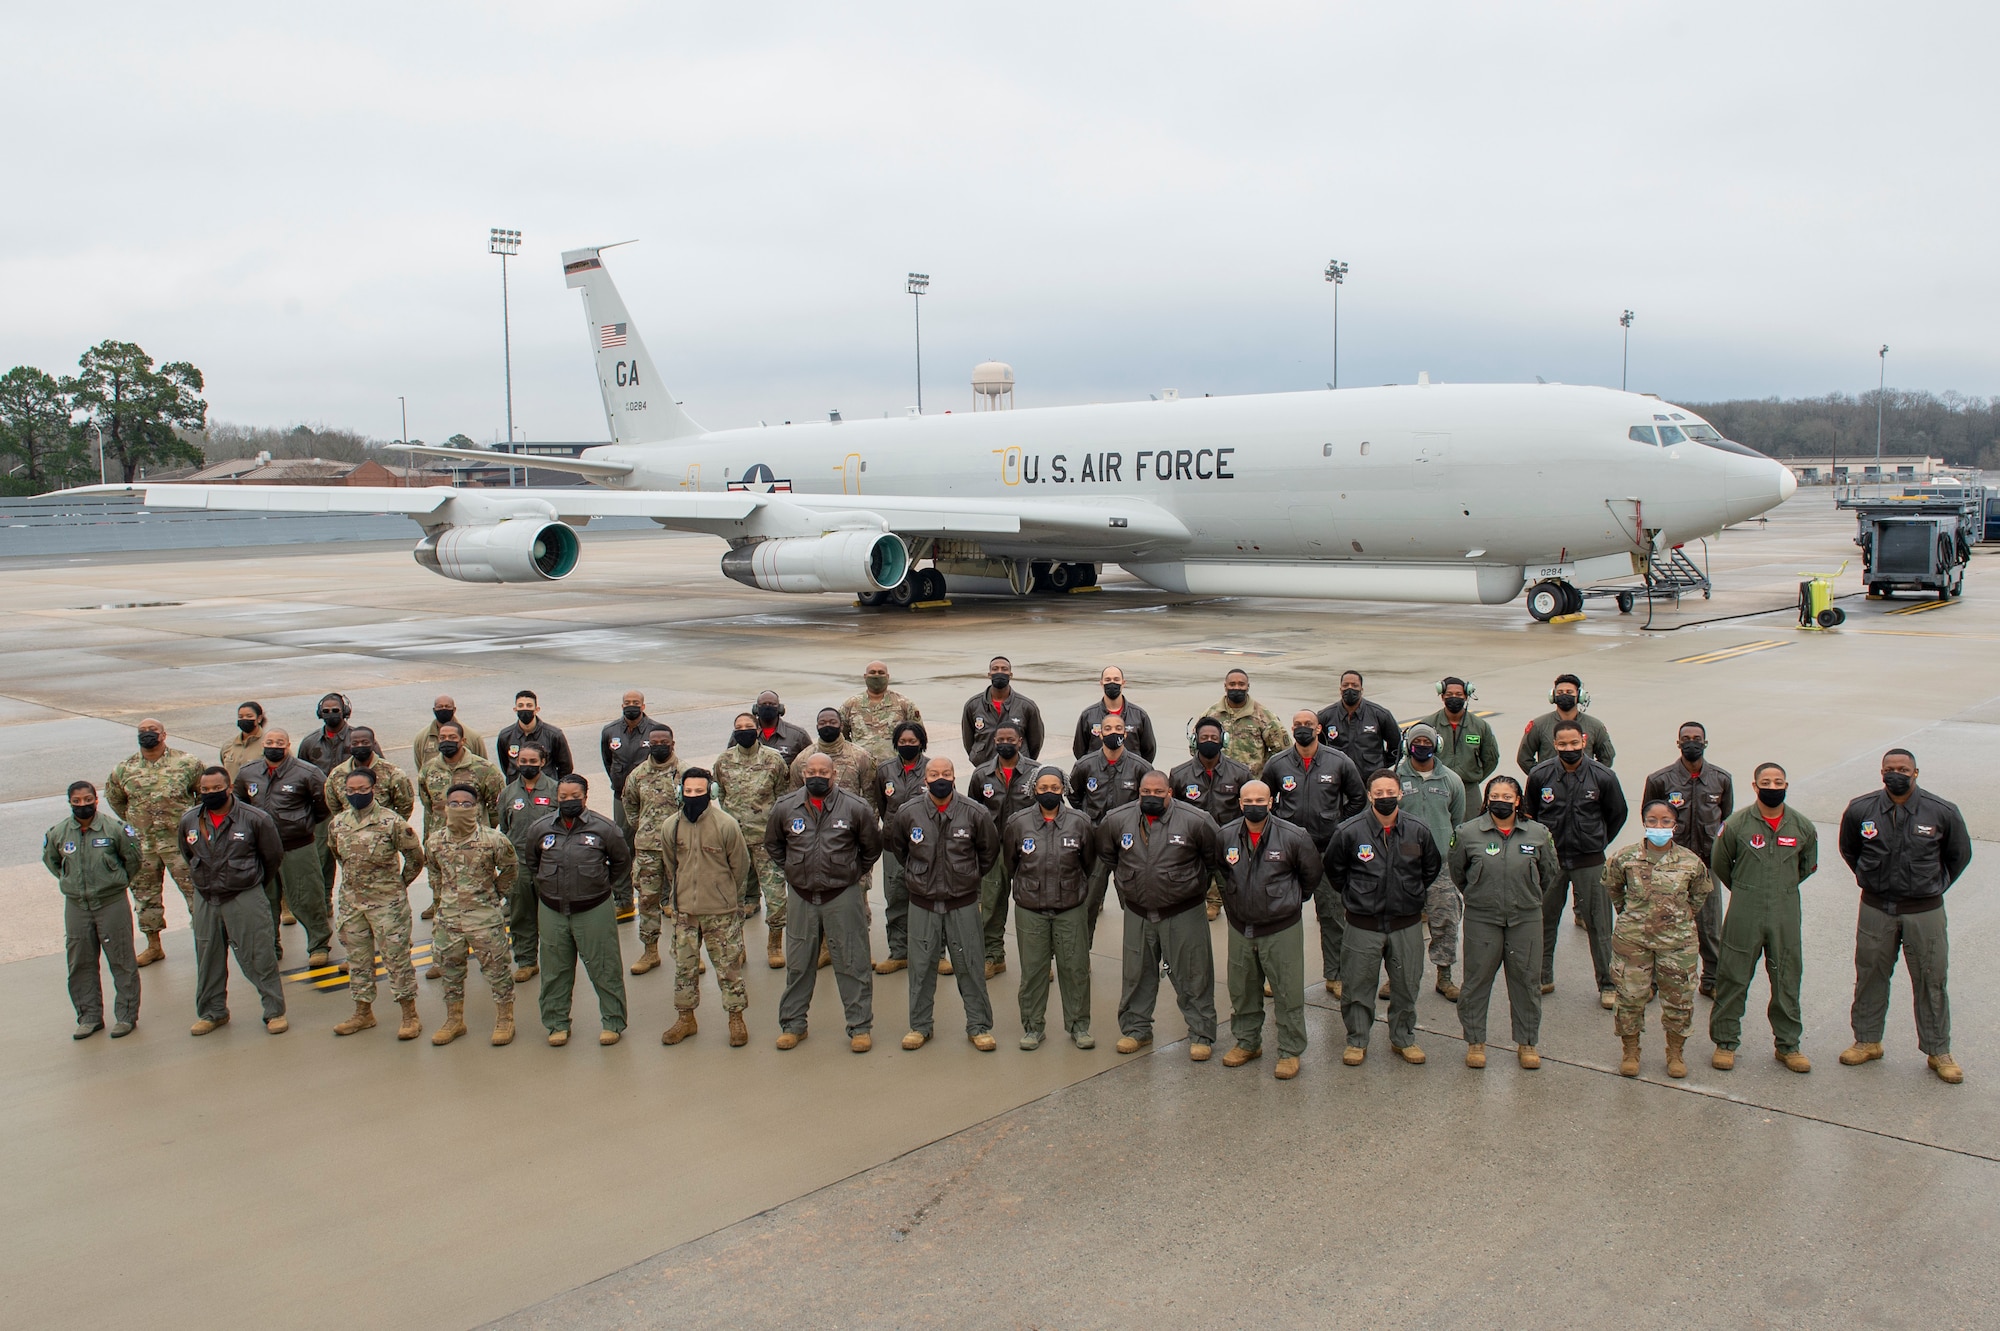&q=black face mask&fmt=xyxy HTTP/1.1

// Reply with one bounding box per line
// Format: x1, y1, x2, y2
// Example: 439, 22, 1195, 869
681, 793, 710, 821
1554, 694, 1580, 712
1883, 772, 1914, 796
350, 748, 373, 765
262, 746, 286, 764
1558, 750, 1583, 767
517, 764, 543, 782
1139, 795, 1167, 816
1373, 795, 1400, 816
1035, 790, 1063, 810
516, 709, 536, 726
1102, 682, 1122, 700
732, 729, 759, 748
896, 744, 923, 763
1224, 688, 1248, 706
1242, 804, 1269, 824
437, 741, 461, 758
995, 742, 1019, 760
346, 792, 373, 811
1442, 696, 1466, 714
72, 801, 98, 823
755, 704, 781, 723
200, 789, 230, 812
1340, 688, 1362, 707
1409, 744, 1436, 764
1196, 739, 1222, 760
319, 710, 342, 726
817, 725, 842, 744
1101, 732, 1125, 750
237, 717, 259, 734
433, 709, 454, 725
927, 778, 955, 800
803, 776, 832, 797
1293, 726, 1318, 746
1680, 742, 1706, 763
649, 745, 674, 762
622, 705, 643, 721
558, 798, 584, 819
989, 673, 1011, 691
1756, 786, 1786, 808
137, 729, 162, 749
1487, 800, 1516, 821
